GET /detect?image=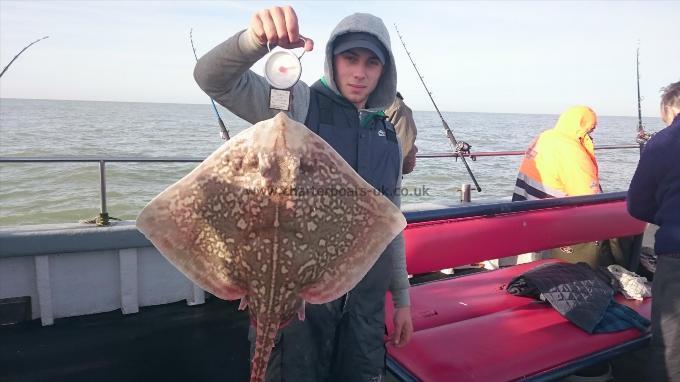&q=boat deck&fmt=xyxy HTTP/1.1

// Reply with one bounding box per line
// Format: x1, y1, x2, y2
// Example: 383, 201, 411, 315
1, 278, 649, 382
0, 298, 251, 382
0, 271, 469, 382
